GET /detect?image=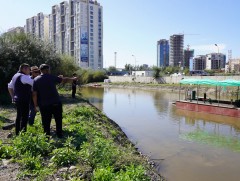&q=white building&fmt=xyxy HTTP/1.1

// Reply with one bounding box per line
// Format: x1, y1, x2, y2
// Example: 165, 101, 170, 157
226, 58, 240, 73
25, 0, 103, 70
206, 53, 226, 70
25, 13, 49, 41
48, 0, 103, 70
131, 71, 153, 77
